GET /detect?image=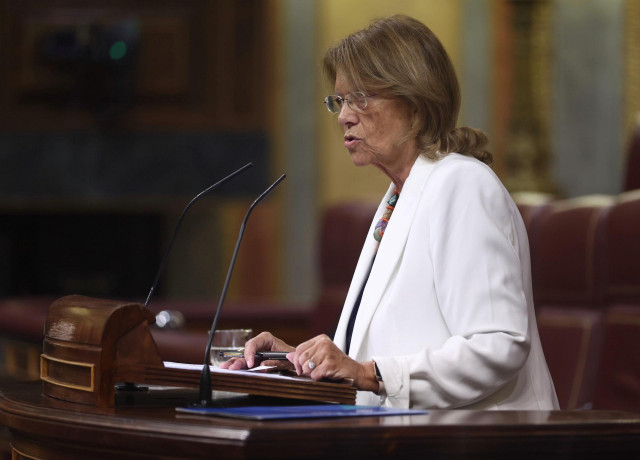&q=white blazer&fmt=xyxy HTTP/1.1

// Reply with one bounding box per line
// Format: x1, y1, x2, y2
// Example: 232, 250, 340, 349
334, 154, 559, 410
